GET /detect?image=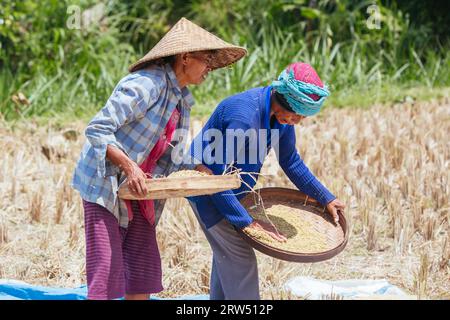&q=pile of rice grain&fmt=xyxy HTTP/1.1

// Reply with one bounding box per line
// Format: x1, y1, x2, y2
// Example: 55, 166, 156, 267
167, 170, 209, 178
244, 203, 334, 253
